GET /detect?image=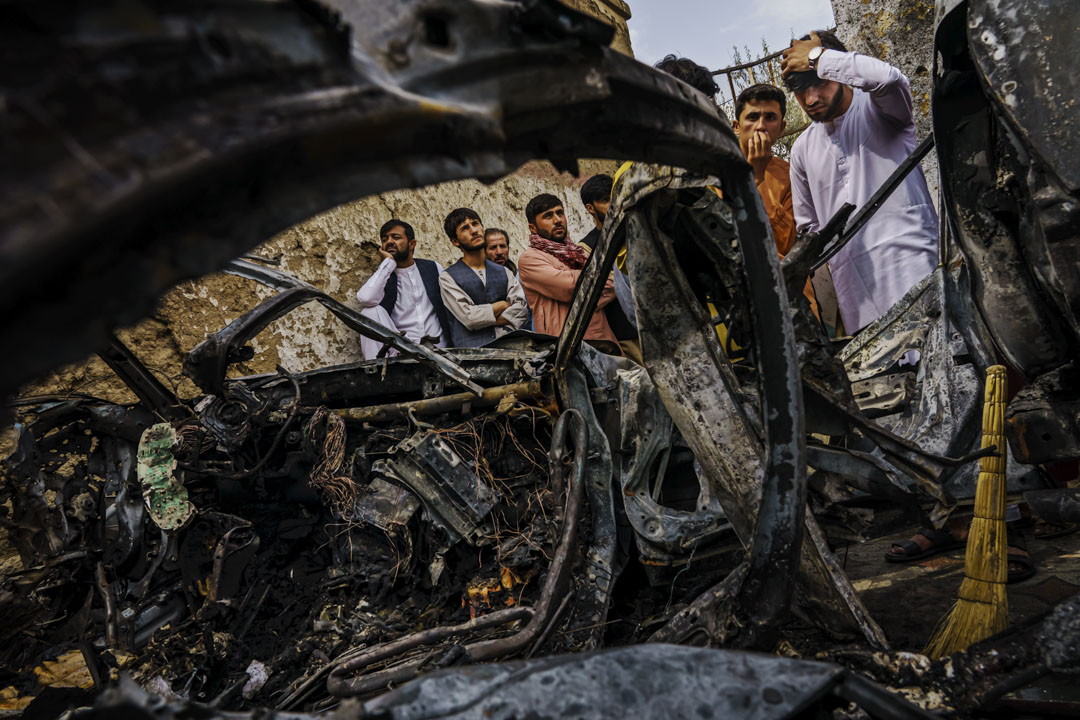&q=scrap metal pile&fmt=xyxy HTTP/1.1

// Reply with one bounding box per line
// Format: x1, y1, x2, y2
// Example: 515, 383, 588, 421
1, 335, 572, 710
2, 0, 1080, 718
